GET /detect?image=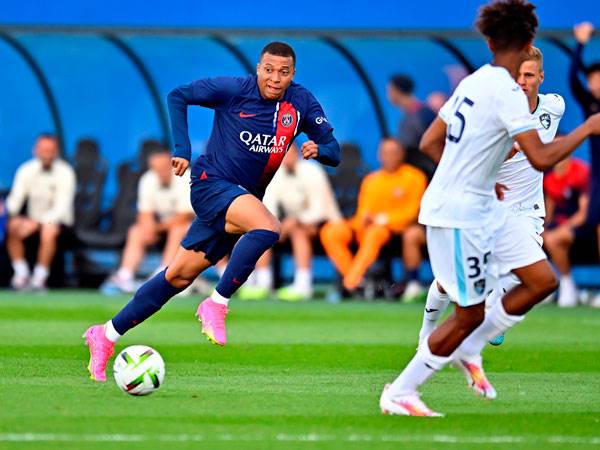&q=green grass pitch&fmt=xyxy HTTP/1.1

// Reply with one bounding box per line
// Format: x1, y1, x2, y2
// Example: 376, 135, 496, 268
1, 290, 599, 450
